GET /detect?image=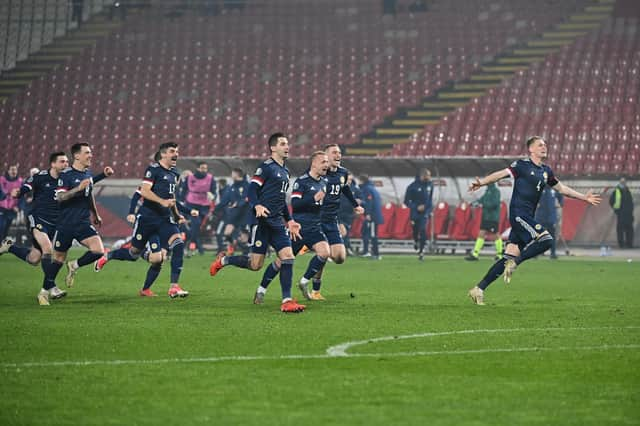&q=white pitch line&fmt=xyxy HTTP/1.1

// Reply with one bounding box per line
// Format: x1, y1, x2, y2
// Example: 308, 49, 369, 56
325, 326, 640, 356
2, 327, 639, 369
